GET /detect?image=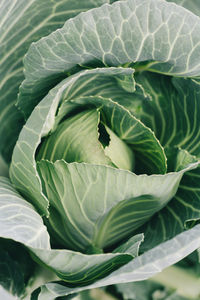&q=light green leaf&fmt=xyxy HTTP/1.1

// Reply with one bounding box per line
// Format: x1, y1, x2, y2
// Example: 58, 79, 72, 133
0, 177, 50, 249
0, 0, 108, 162
37, 109, 113, 167
104, 125, 135, 171
18, 0, 200, 119
33, 224, 200, 299
113, 234, 144, 257
37, 160, 197, 251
